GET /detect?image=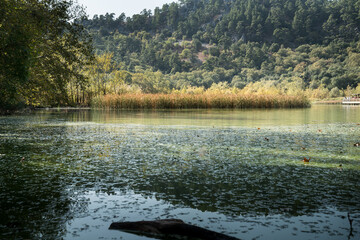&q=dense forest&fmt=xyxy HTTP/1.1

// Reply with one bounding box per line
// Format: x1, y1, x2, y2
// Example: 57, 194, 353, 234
79, 0, 360, 99
1, 0, 360, 110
